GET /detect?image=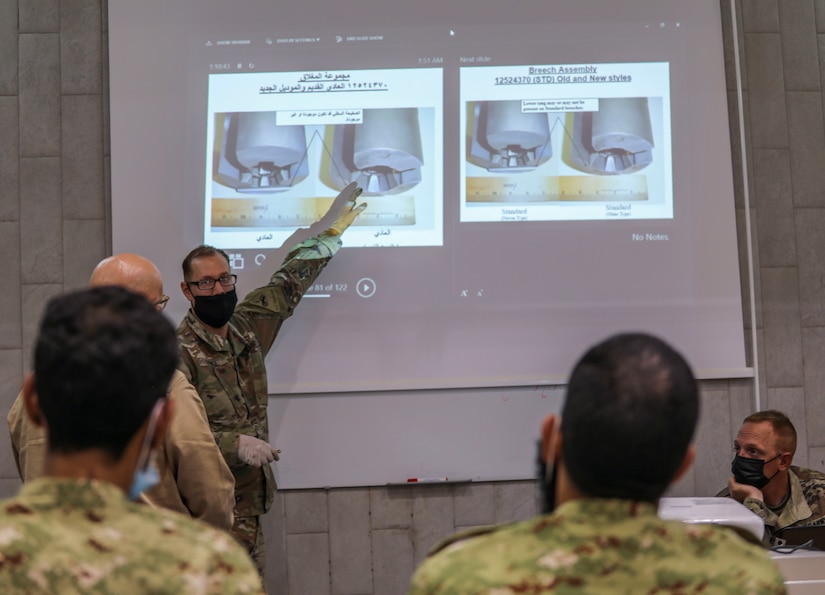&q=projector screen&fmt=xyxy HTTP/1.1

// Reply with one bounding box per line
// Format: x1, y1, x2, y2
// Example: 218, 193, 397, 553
109, 0, 748, 394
